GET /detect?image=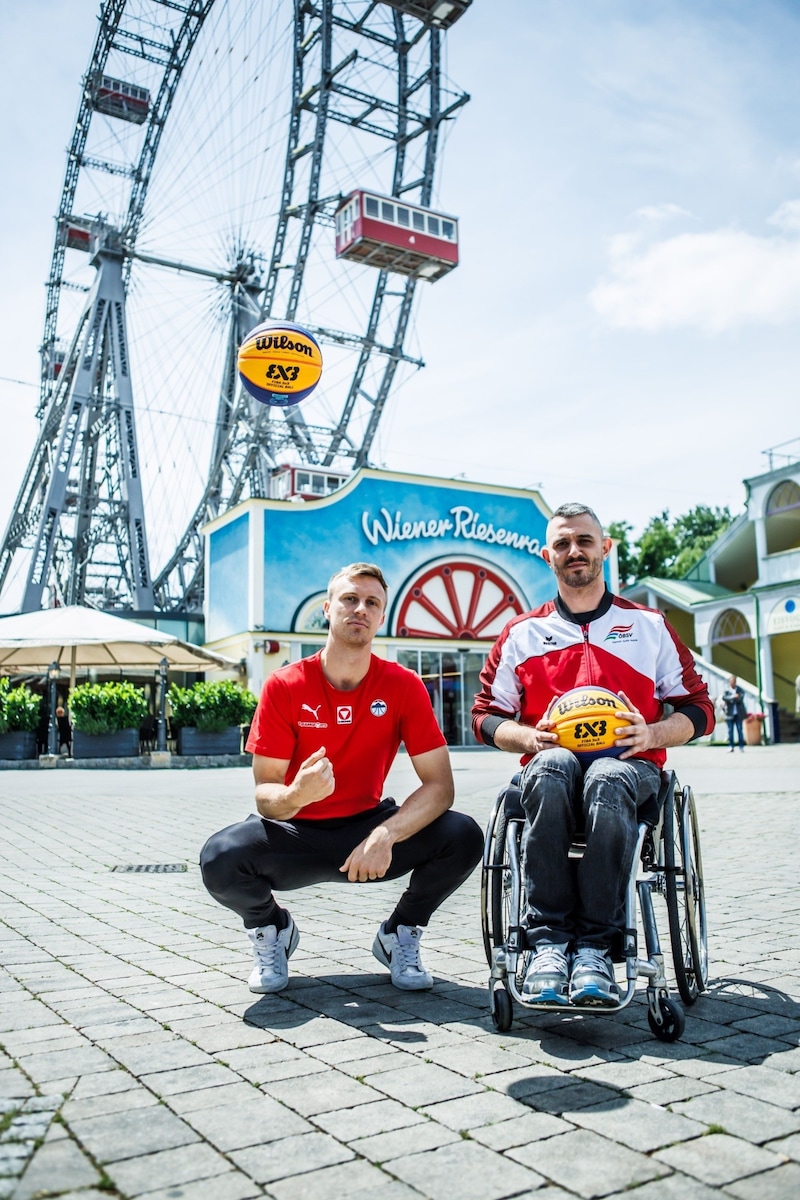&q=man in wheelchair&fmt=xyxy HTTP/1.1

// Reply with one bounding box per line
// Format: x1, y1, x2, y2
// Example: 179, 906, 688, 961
472, 503, 714, 1008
